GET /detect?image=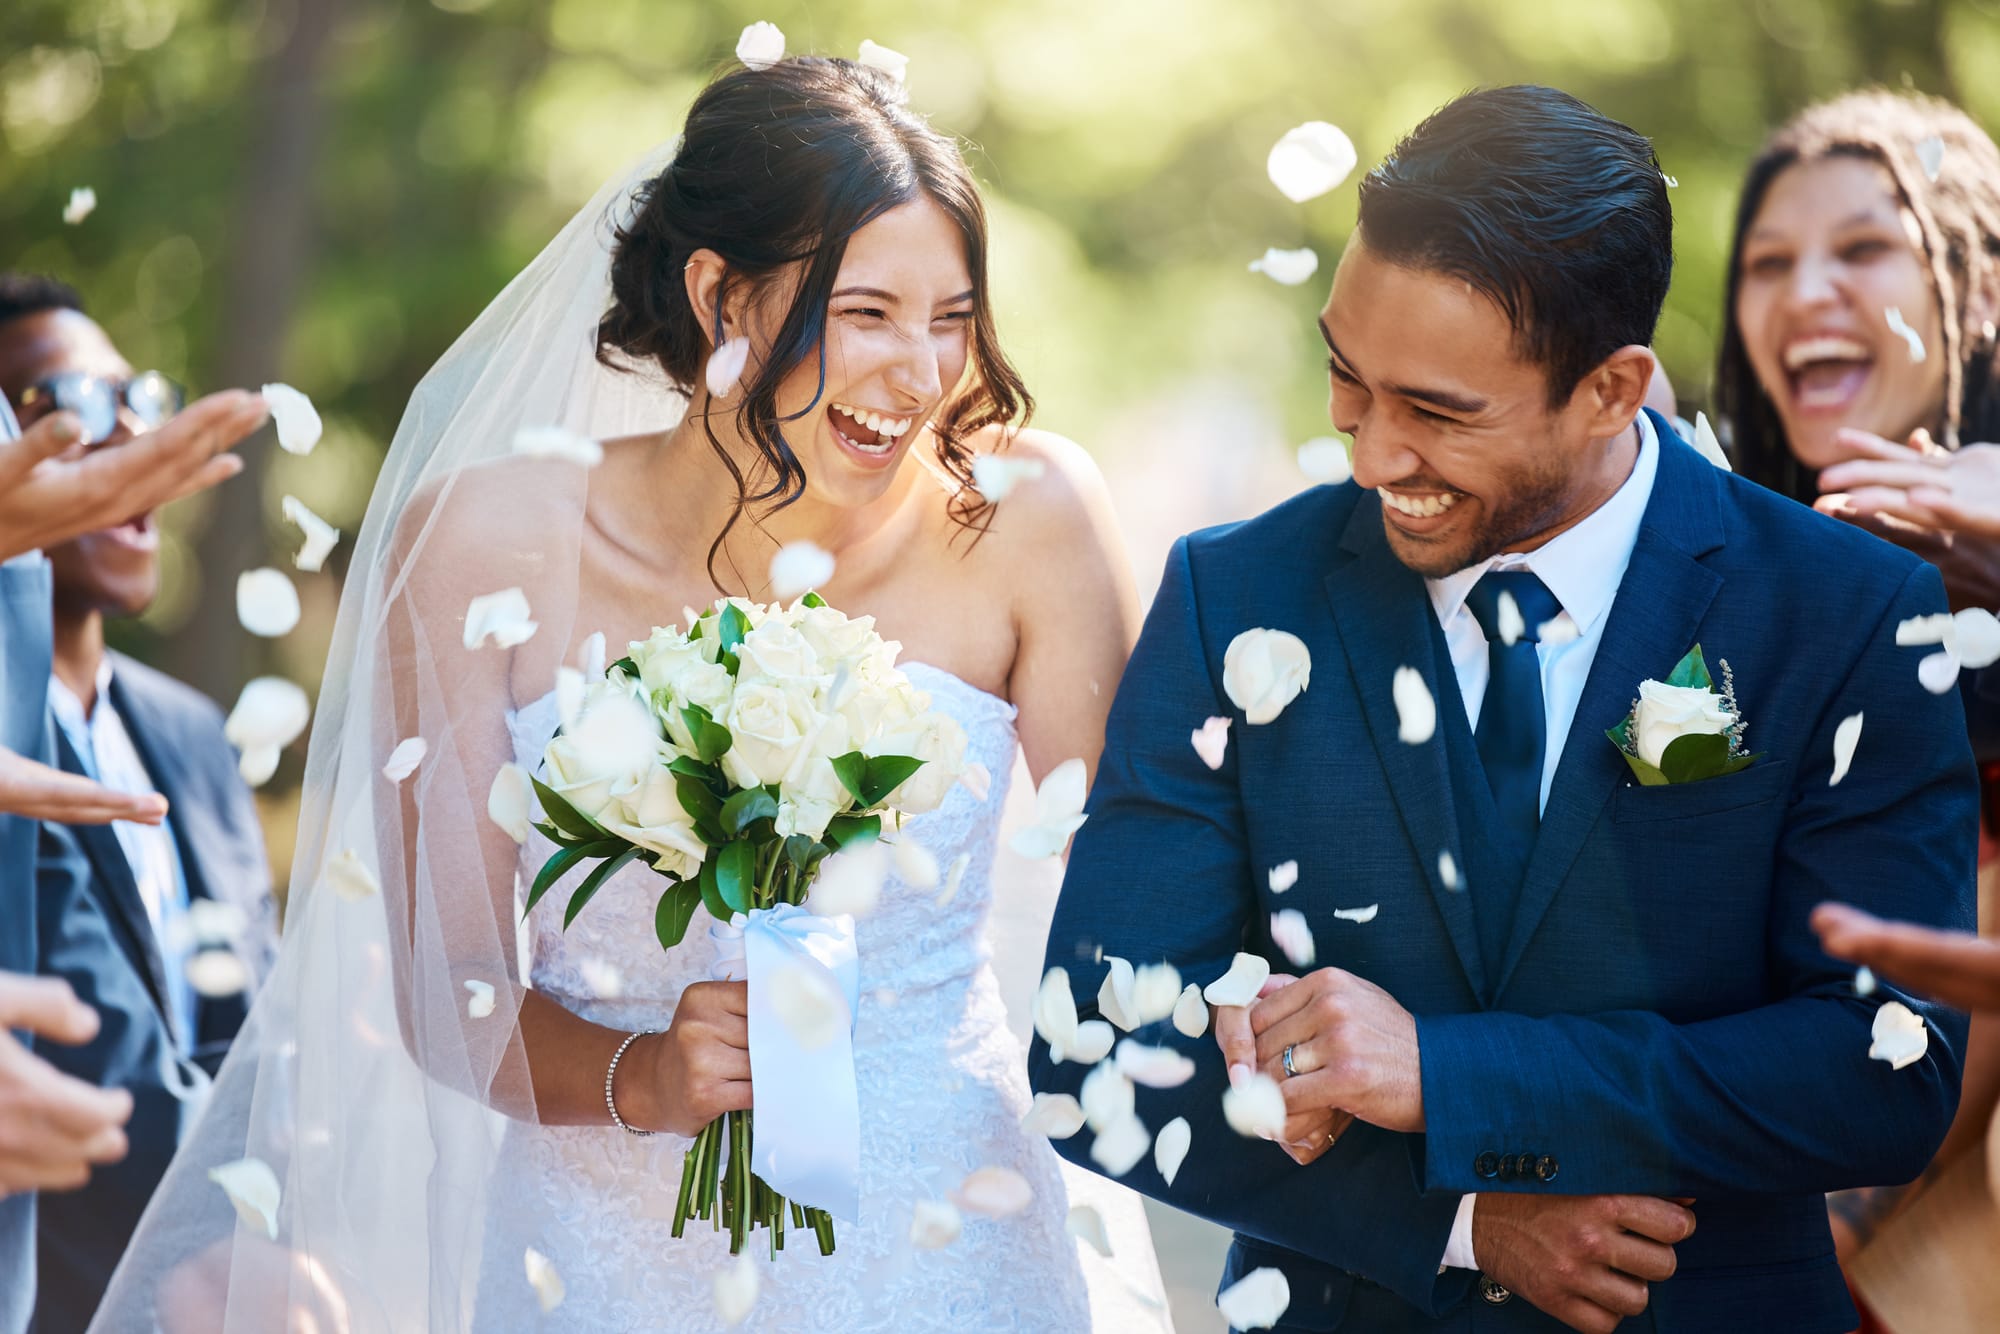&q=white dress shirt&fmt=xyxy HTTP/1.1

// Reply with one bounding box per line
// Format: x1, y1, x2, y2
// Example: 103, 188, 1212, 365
1424, 412, 1661, 1271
